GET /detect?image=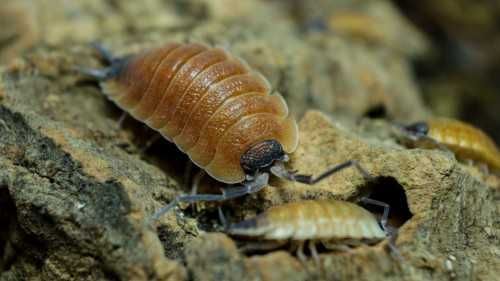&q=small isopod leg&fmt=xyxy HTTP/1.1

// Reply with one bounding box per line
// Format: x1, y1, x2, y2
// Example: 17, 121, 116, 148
149, 173, 269, 221
186, 170, 206, 213
217, 207, 228, 230
190, 170, 206, 195
77, 66, 113, 81
271, 159, 372, 185
476, 161, 489, 175
308, 240, 320, 268
295, 241, 307, 264
136, 134, 162, 153
116, 112, 128, 129
359, 197, 389, 233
